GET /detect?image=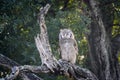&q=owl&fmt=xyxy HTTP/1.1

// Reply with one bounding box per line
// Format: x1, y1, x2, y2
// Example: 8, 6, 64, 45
59, 29, 78, 64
